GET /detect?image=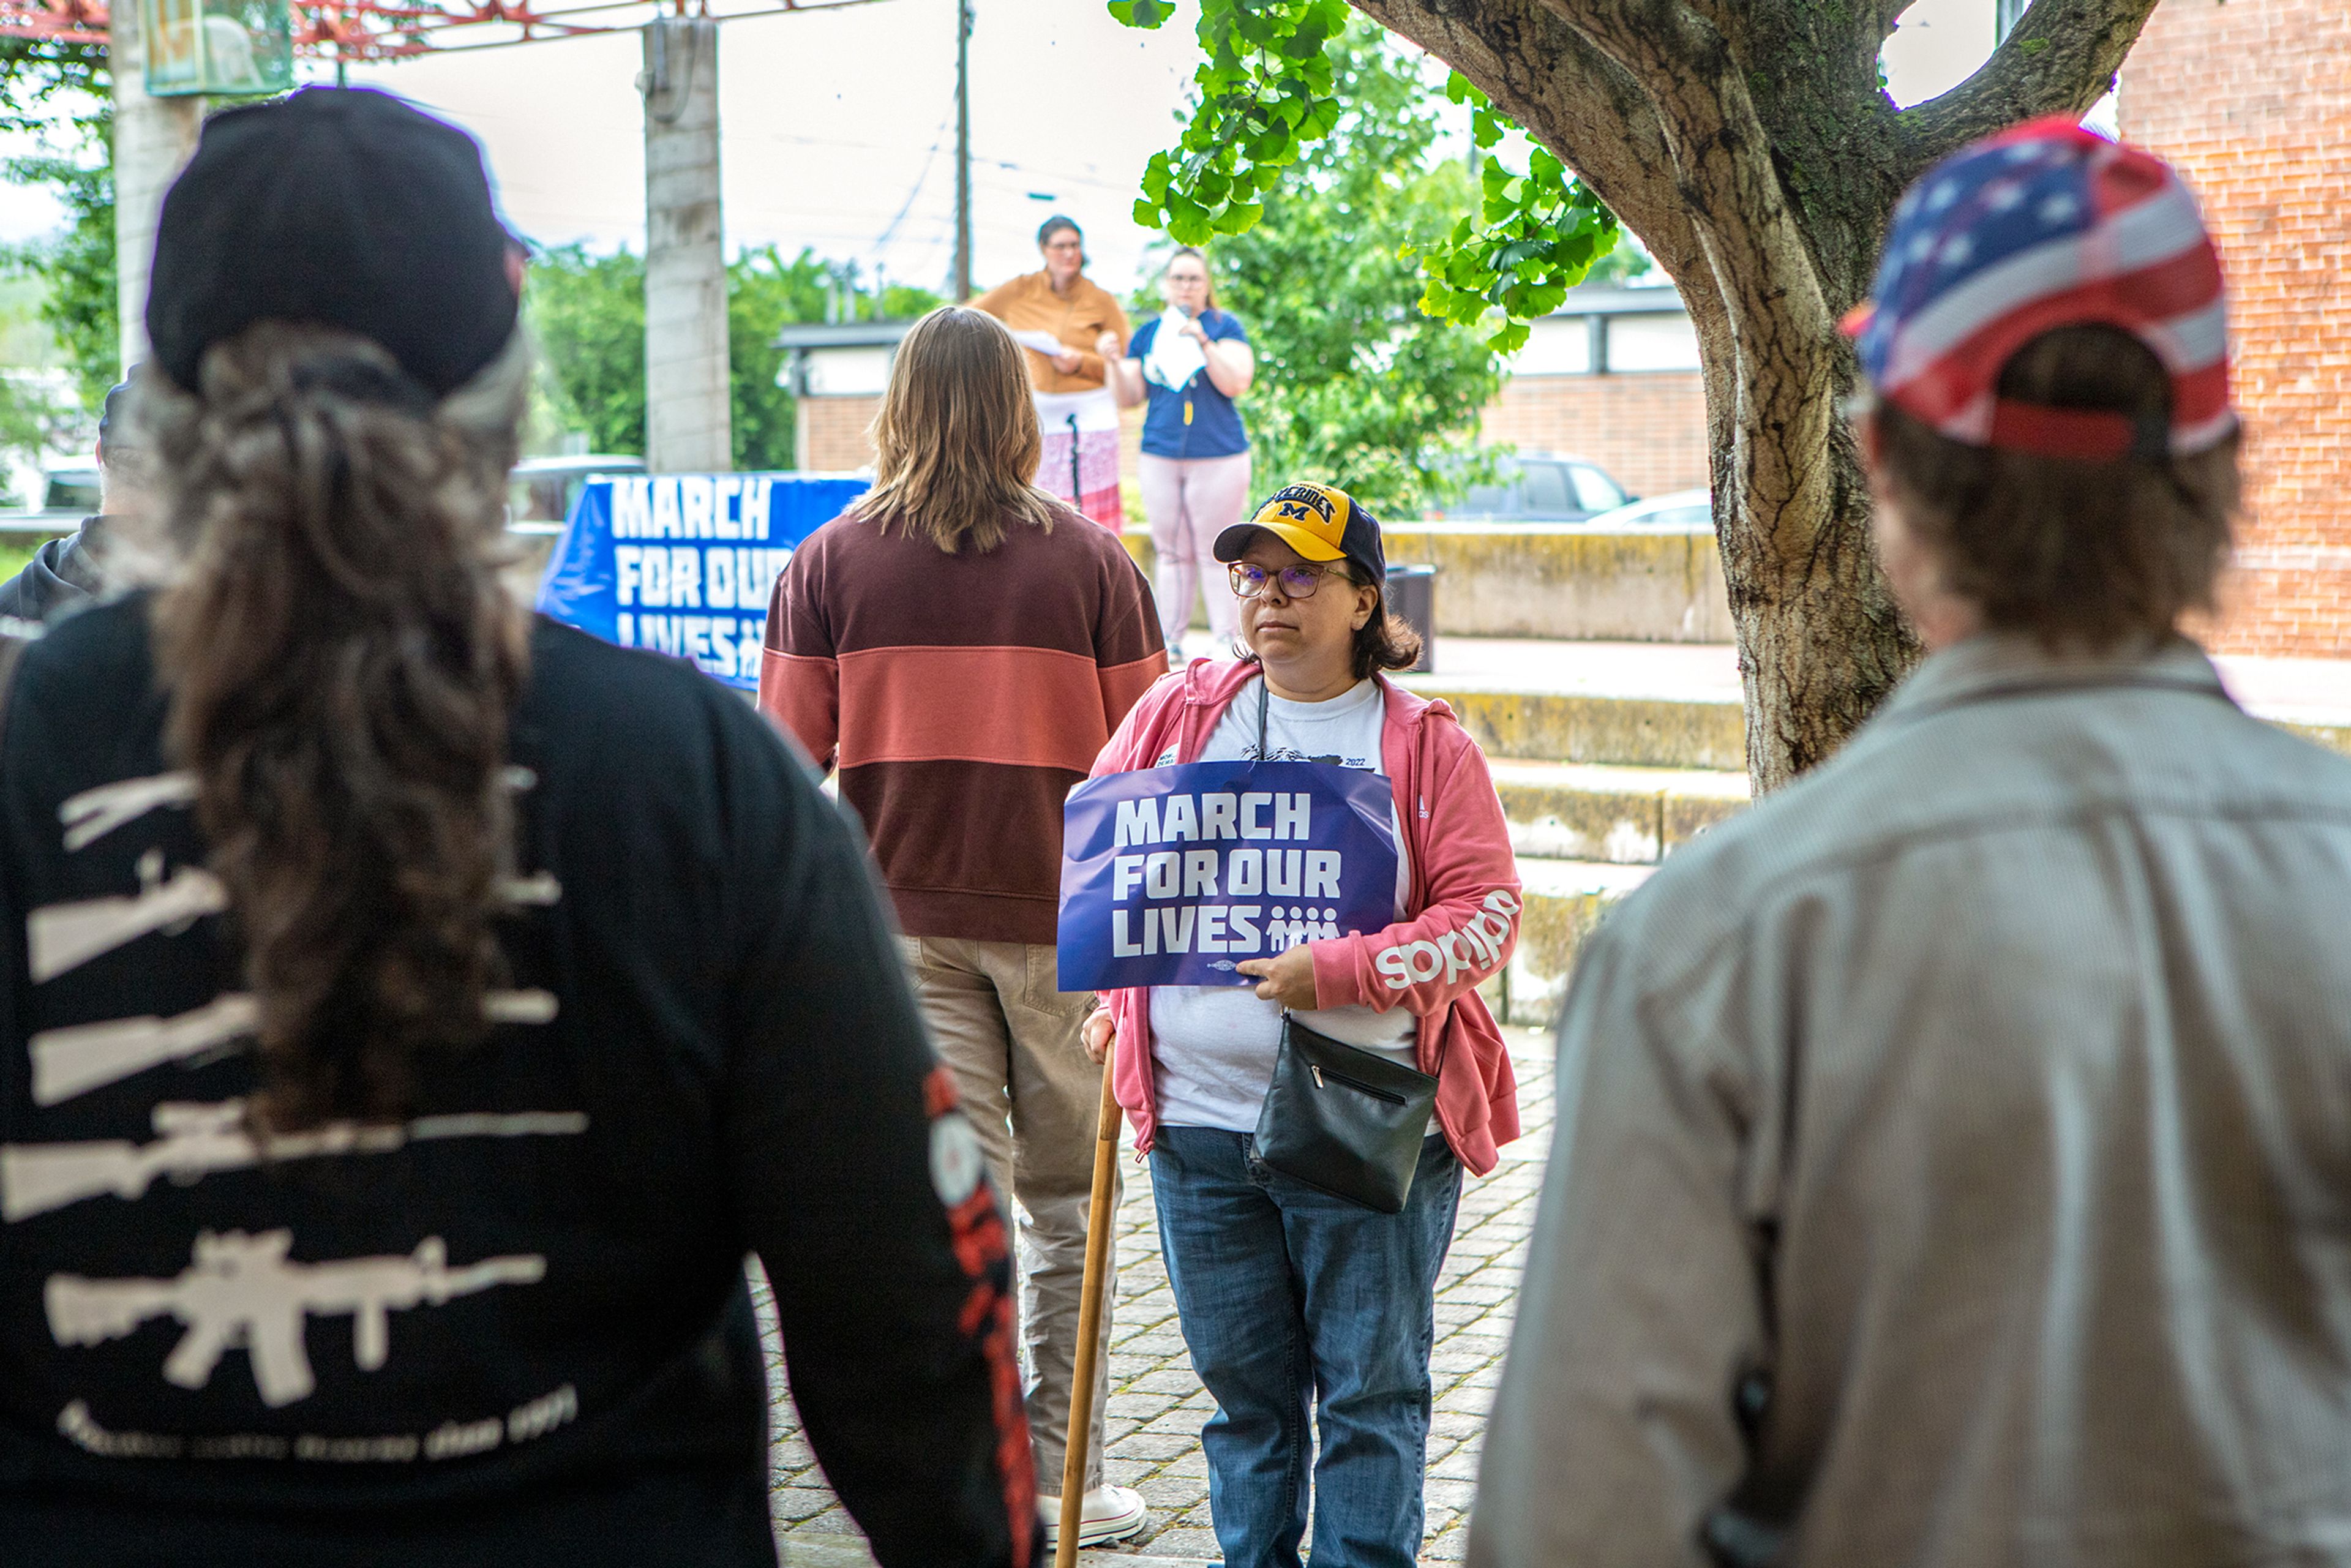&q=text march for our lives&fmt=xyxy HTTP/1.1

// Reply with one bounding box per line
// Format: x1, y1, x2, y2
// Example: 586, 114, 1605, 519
1058, 760, 1400, 991
534, 472, 869, 691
